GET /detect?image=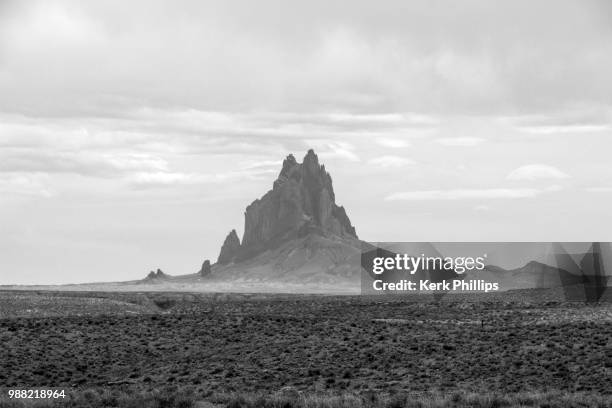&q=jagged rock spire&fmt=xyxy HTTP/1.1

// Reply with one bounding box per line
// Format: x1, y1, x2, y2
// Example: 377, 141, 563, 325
241, 150, 356, 254
200, 259, 211, 276
212, 150, 357, 265
217, 229, 241, 265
